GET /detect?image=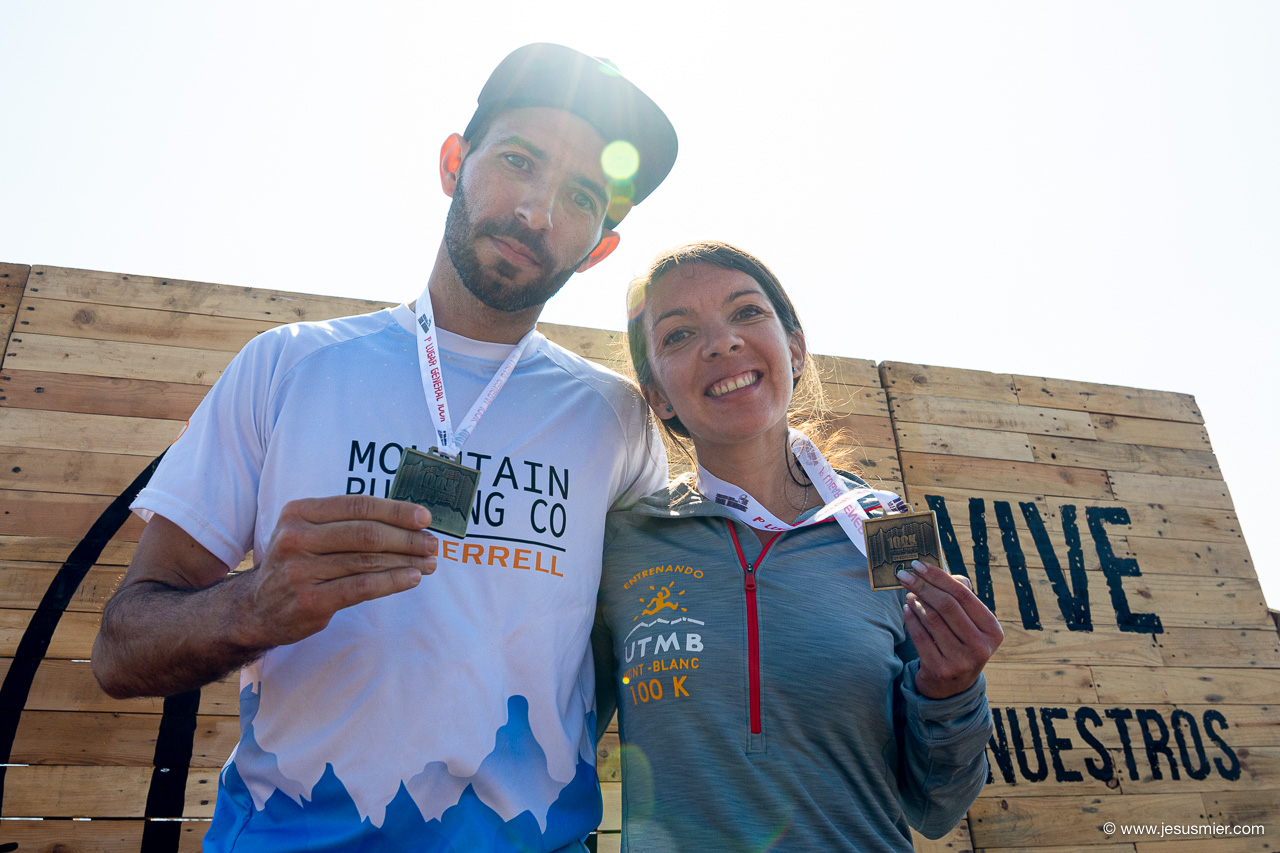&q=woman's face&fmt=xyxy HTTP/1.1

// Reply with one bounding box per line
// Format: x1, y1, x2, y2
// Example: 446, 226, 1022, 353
642, 262, 805, 453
